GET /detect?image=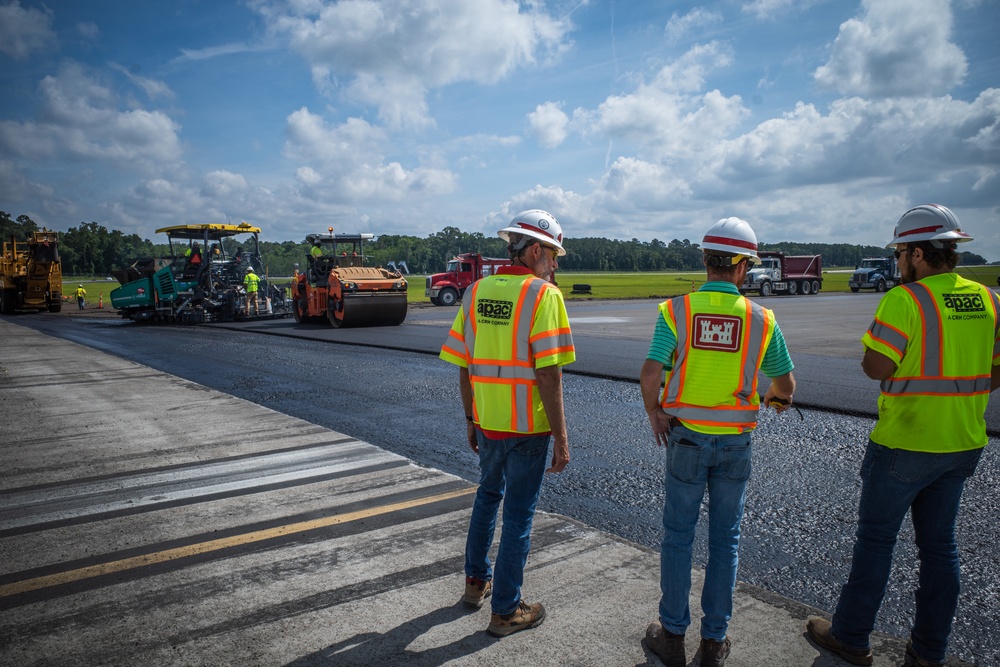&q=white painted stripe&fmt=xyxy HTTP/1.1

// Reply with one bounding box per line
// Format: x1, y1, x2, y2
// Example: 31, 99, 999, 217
0, 443, 405, 530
